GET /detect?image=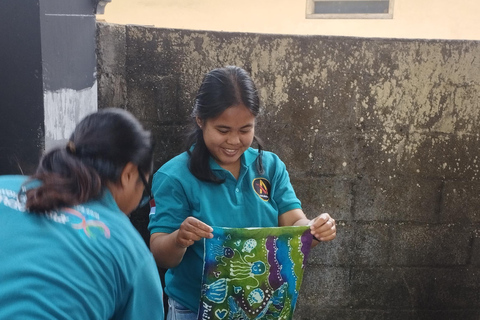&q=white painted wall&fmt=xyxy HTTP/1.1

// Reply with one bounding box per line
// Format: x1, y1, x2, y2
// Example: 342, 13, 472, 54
97, 0, 480, 41
44, 84, 98, 151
